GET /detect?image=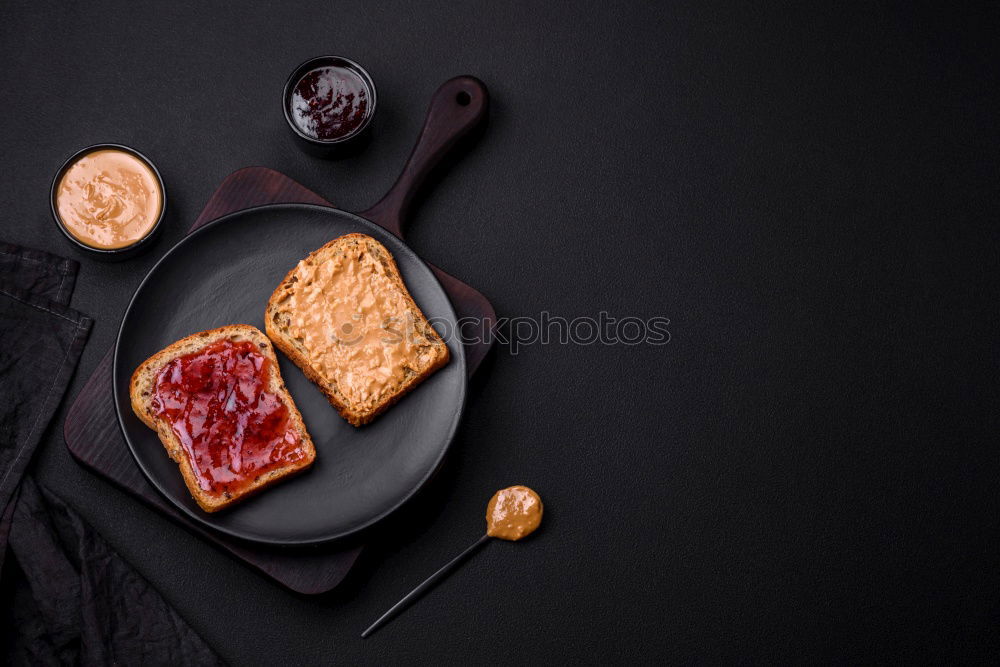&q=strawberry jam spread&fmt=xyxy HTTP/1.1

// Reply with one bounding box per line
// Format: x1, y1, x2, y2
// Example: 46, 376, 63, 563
150, 339, 305, 496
